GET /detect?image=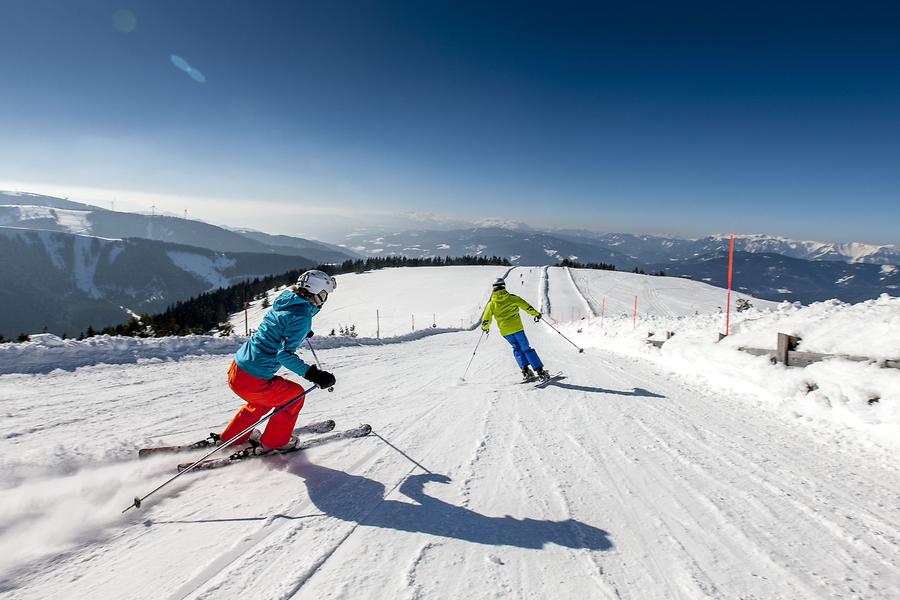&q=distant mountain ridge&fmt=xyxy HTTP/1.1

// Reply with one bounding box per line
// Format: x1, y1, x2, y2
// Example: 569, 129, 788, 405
340, 226, 897, 304
342, 227, 637, 268
0, 191, 356, 263
559, 231, 899, 266
0, 226, 314, 337
345, 225, 897, 267
642, 251, 899, 305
